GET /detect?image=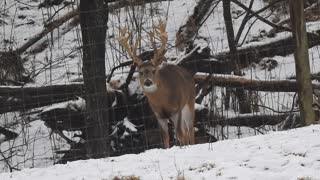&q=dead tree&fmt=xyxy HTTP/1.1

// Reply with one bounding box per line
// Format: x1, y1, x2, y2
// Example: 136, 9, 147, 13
289, 0, 315, 126
80, 0, 110, 158
223, 0, 251, 113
